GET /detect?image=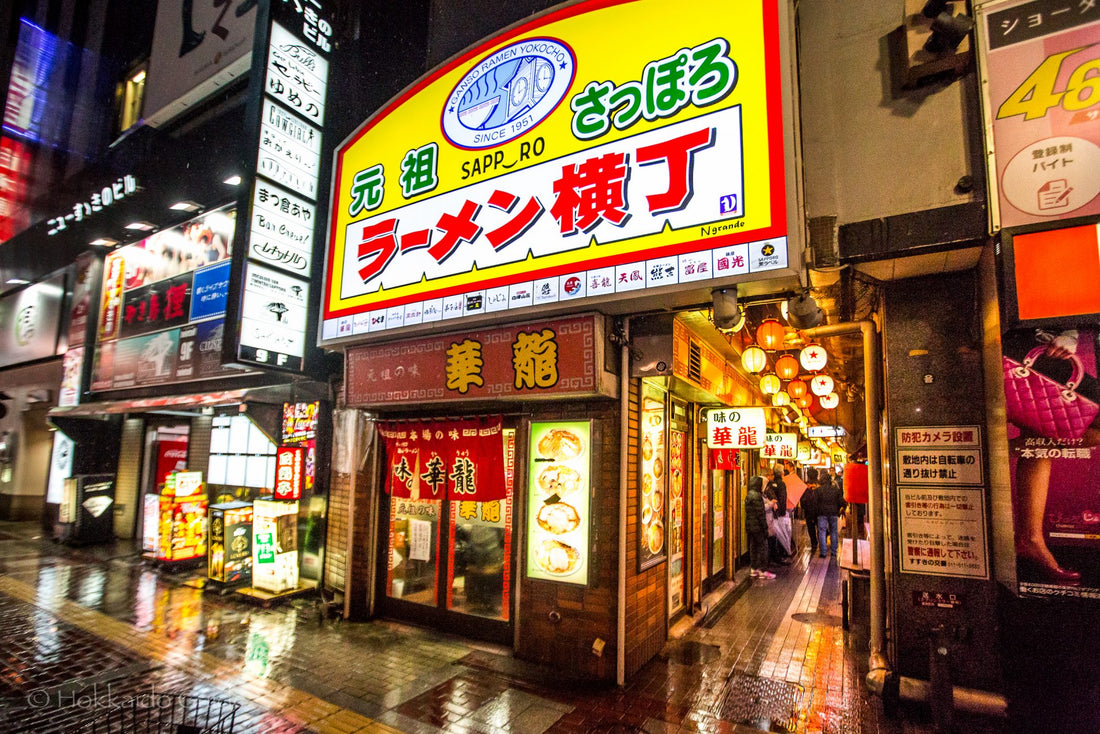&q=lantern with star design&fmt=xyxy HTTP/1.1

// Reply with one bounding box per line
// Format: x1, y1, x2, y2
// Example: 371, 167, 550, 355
810, 374, 834, 397
800, 344, 828, 372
